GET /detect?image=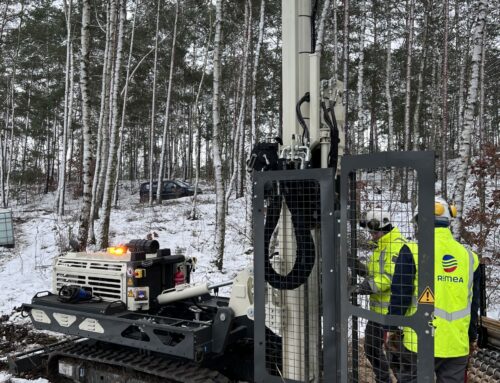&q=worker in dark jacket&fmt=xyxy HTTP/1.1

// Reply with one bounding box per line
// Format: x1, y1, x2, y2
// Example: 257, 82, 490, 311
357, 209, 417, 383
386, 197, 481, 383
